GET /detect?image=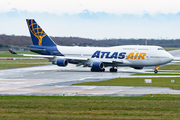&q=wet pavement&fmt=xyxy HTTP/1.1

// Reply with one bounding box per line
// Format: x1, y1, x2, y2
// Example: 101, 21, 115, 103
0, 64, 180, 96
